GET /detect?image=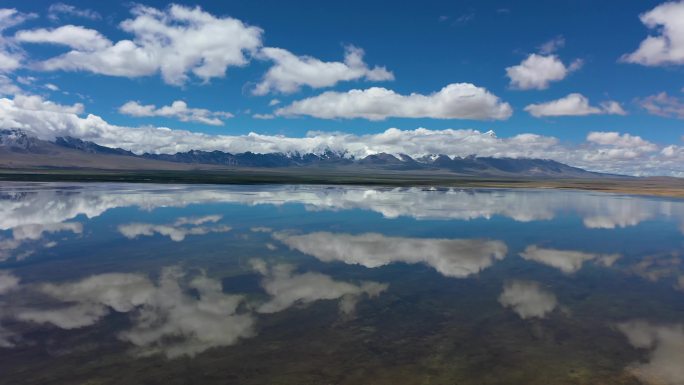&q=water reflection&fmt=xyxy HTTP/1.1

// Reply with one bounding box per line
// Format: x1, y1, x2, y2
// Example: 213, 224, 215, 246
0, 182, 683, 384
1, 183, 683, 231
617, 321, 684, 385
251, 259, 387, 314
0, 261, 389, 358
118, 215, 232, 242
519, 246, 621, 274
273, 231, 507, 278
498, 280, 558, 319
